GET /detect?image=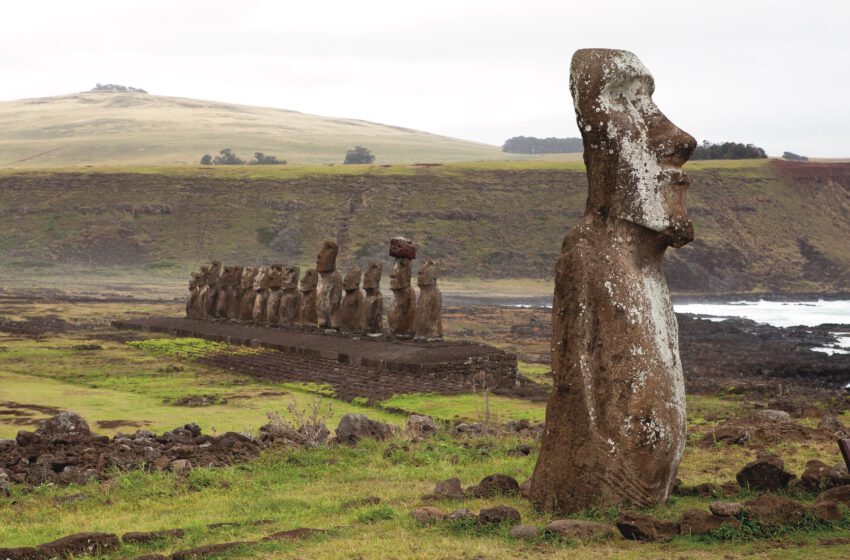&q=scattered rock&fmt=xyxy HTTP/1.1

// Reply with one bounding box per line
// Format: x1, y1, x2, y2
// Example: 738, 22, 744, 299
818, 484, 850, 506
709, 501, 742, 517
544, 519, 614, 541
471, 474, 519, 498
615, 511, 679, 542
262, 528, 324, 541
744, 494, 806, 525
736, 454, 795, 491
71, 344, 102, 351
169, 459, 192, 474
342, 496, 381, 509
818, 415, 848, 437
509, 524, 540, 540
172, 395, 224, 407
447, 508, 477, 522
410, 507, 445, 524
0, 548, 40, 560
506, 419, 531, 432
801, 460, 850, 492
121, 529, 185, 544
679, 509, 741, 535
703, 425, 750, 446
35, 412, 91, 442
406, 415, 438, 439
170, 542, 247, 560
752, 409, 792, 423
335, 414, 396, 444
808, 501, 844, 522
432, 478, 464, 500
37, 532, 120, 558
478, 505, 521, 525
